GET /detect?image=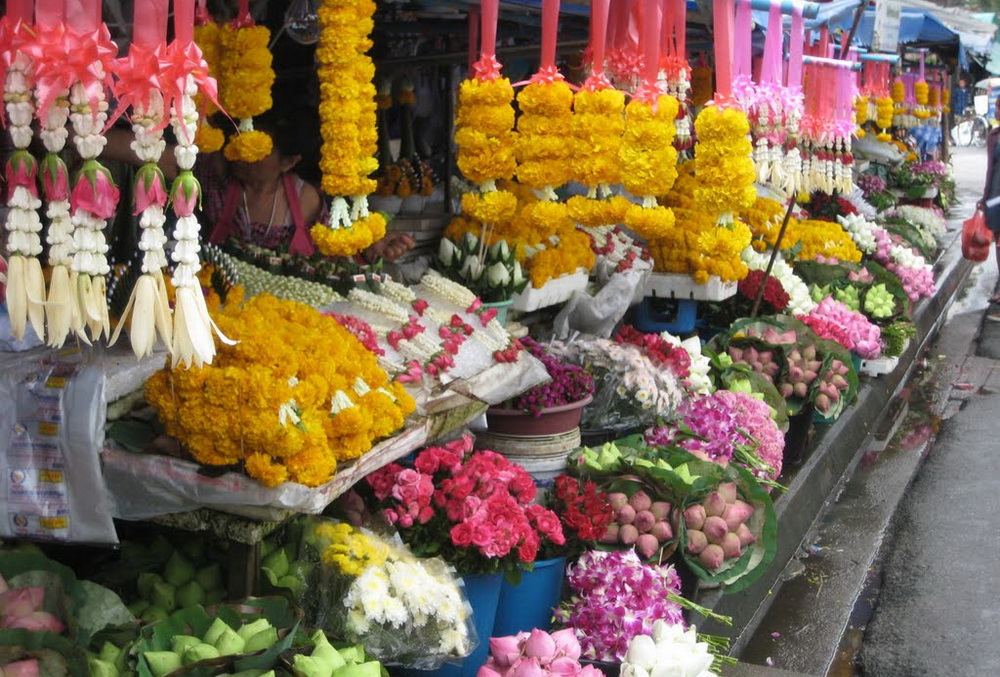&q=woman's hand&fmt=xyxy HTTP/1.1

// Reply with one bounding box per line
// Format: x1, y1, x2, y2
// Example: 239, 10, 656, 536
364, 233, 416, 263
